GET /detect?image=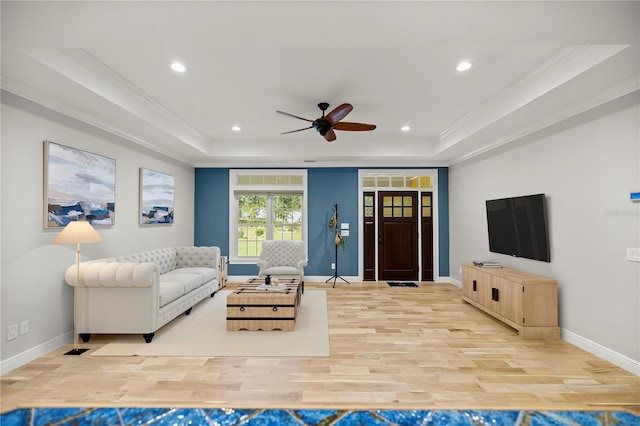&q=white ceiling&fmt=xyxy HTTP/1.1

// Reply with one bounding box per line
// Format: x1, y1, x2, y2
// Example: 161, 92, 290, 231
2, 1, 638, 168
